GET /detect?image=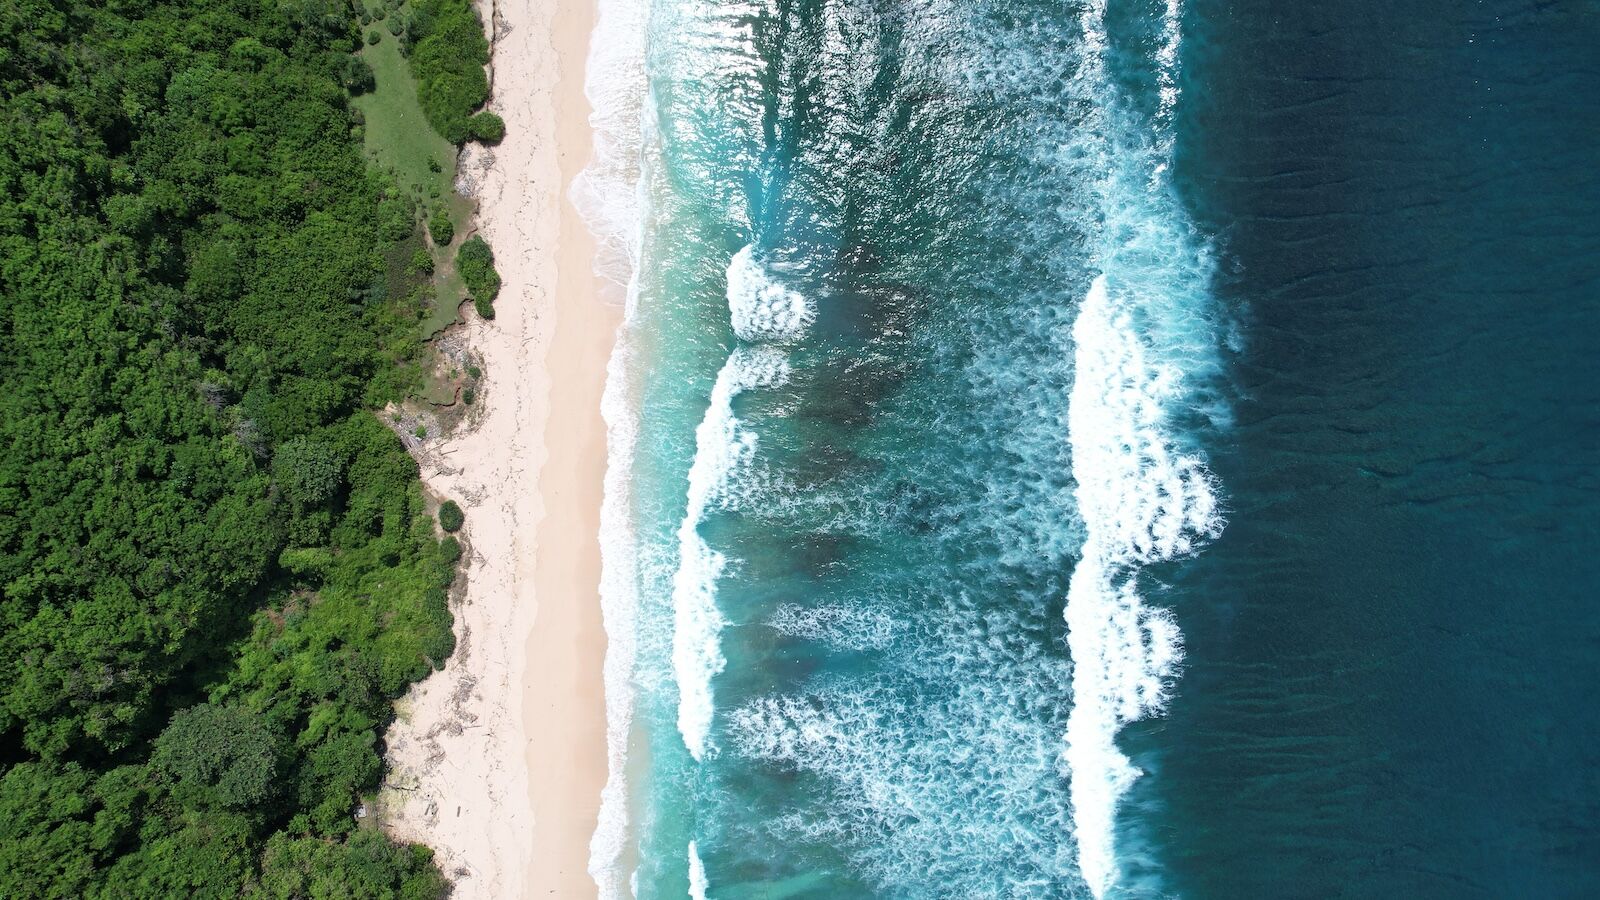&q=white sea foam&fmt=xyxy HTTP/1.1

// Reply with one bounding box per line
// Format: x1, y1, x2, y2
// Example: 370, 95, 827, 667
726, 245, 815, 343
578, 0, 655, 894
1058, 2, 1224, 897
673, 346, 791, 761
570, 0, 654, 285
687, 841, 710, 900
652, 0, 770, 229
1064, 276, 1220, 898
726, 647, 1076, 897
1156, 0, 1183, 123
590, 265, 645, 900
673, 247, 812, 761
